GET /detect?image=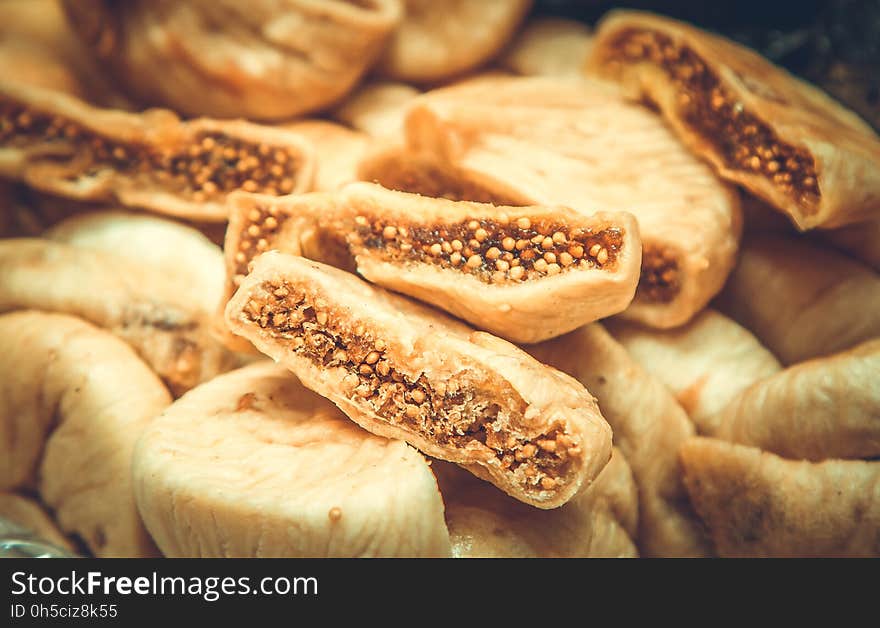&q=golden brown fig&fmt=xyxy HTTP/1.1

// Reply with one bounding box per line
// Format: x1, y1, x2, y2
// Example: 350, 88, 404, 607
437, 448, 638, 558
499, 17, 595, 77
331, 82, 421, 138
0, 81, 314, 221
716, 234, 880, 364
0, 239, 236, 396
530, 324, 710, 557
377, 0, 531, 83
680, 438, 880, 557
226, 252, 613, 509
823, 219, 880, 272
282, 120, 370, 193
133, 362, 450, 557
62, 0, 402, 120
606, 309, 782, 435
586, 10, 880, 230
45, 210, 225, 317
709, 339, 880, 461
0, 311, 168, 557
0, 37, 86, 98
225, 183, 642, 344
0, 493, 75, 553
404, 76, 742, 329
